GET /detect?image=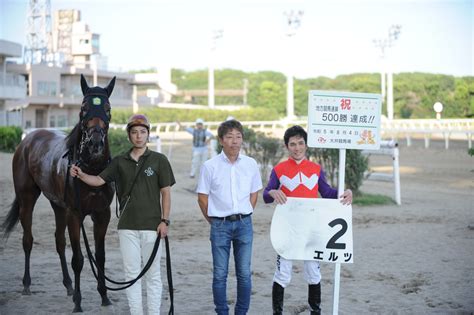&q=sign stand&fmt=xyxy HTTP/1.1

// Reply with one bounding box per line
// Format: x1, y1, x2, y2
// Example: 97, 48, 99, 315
332, 148, 346, 315
307, 90, 382, 314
